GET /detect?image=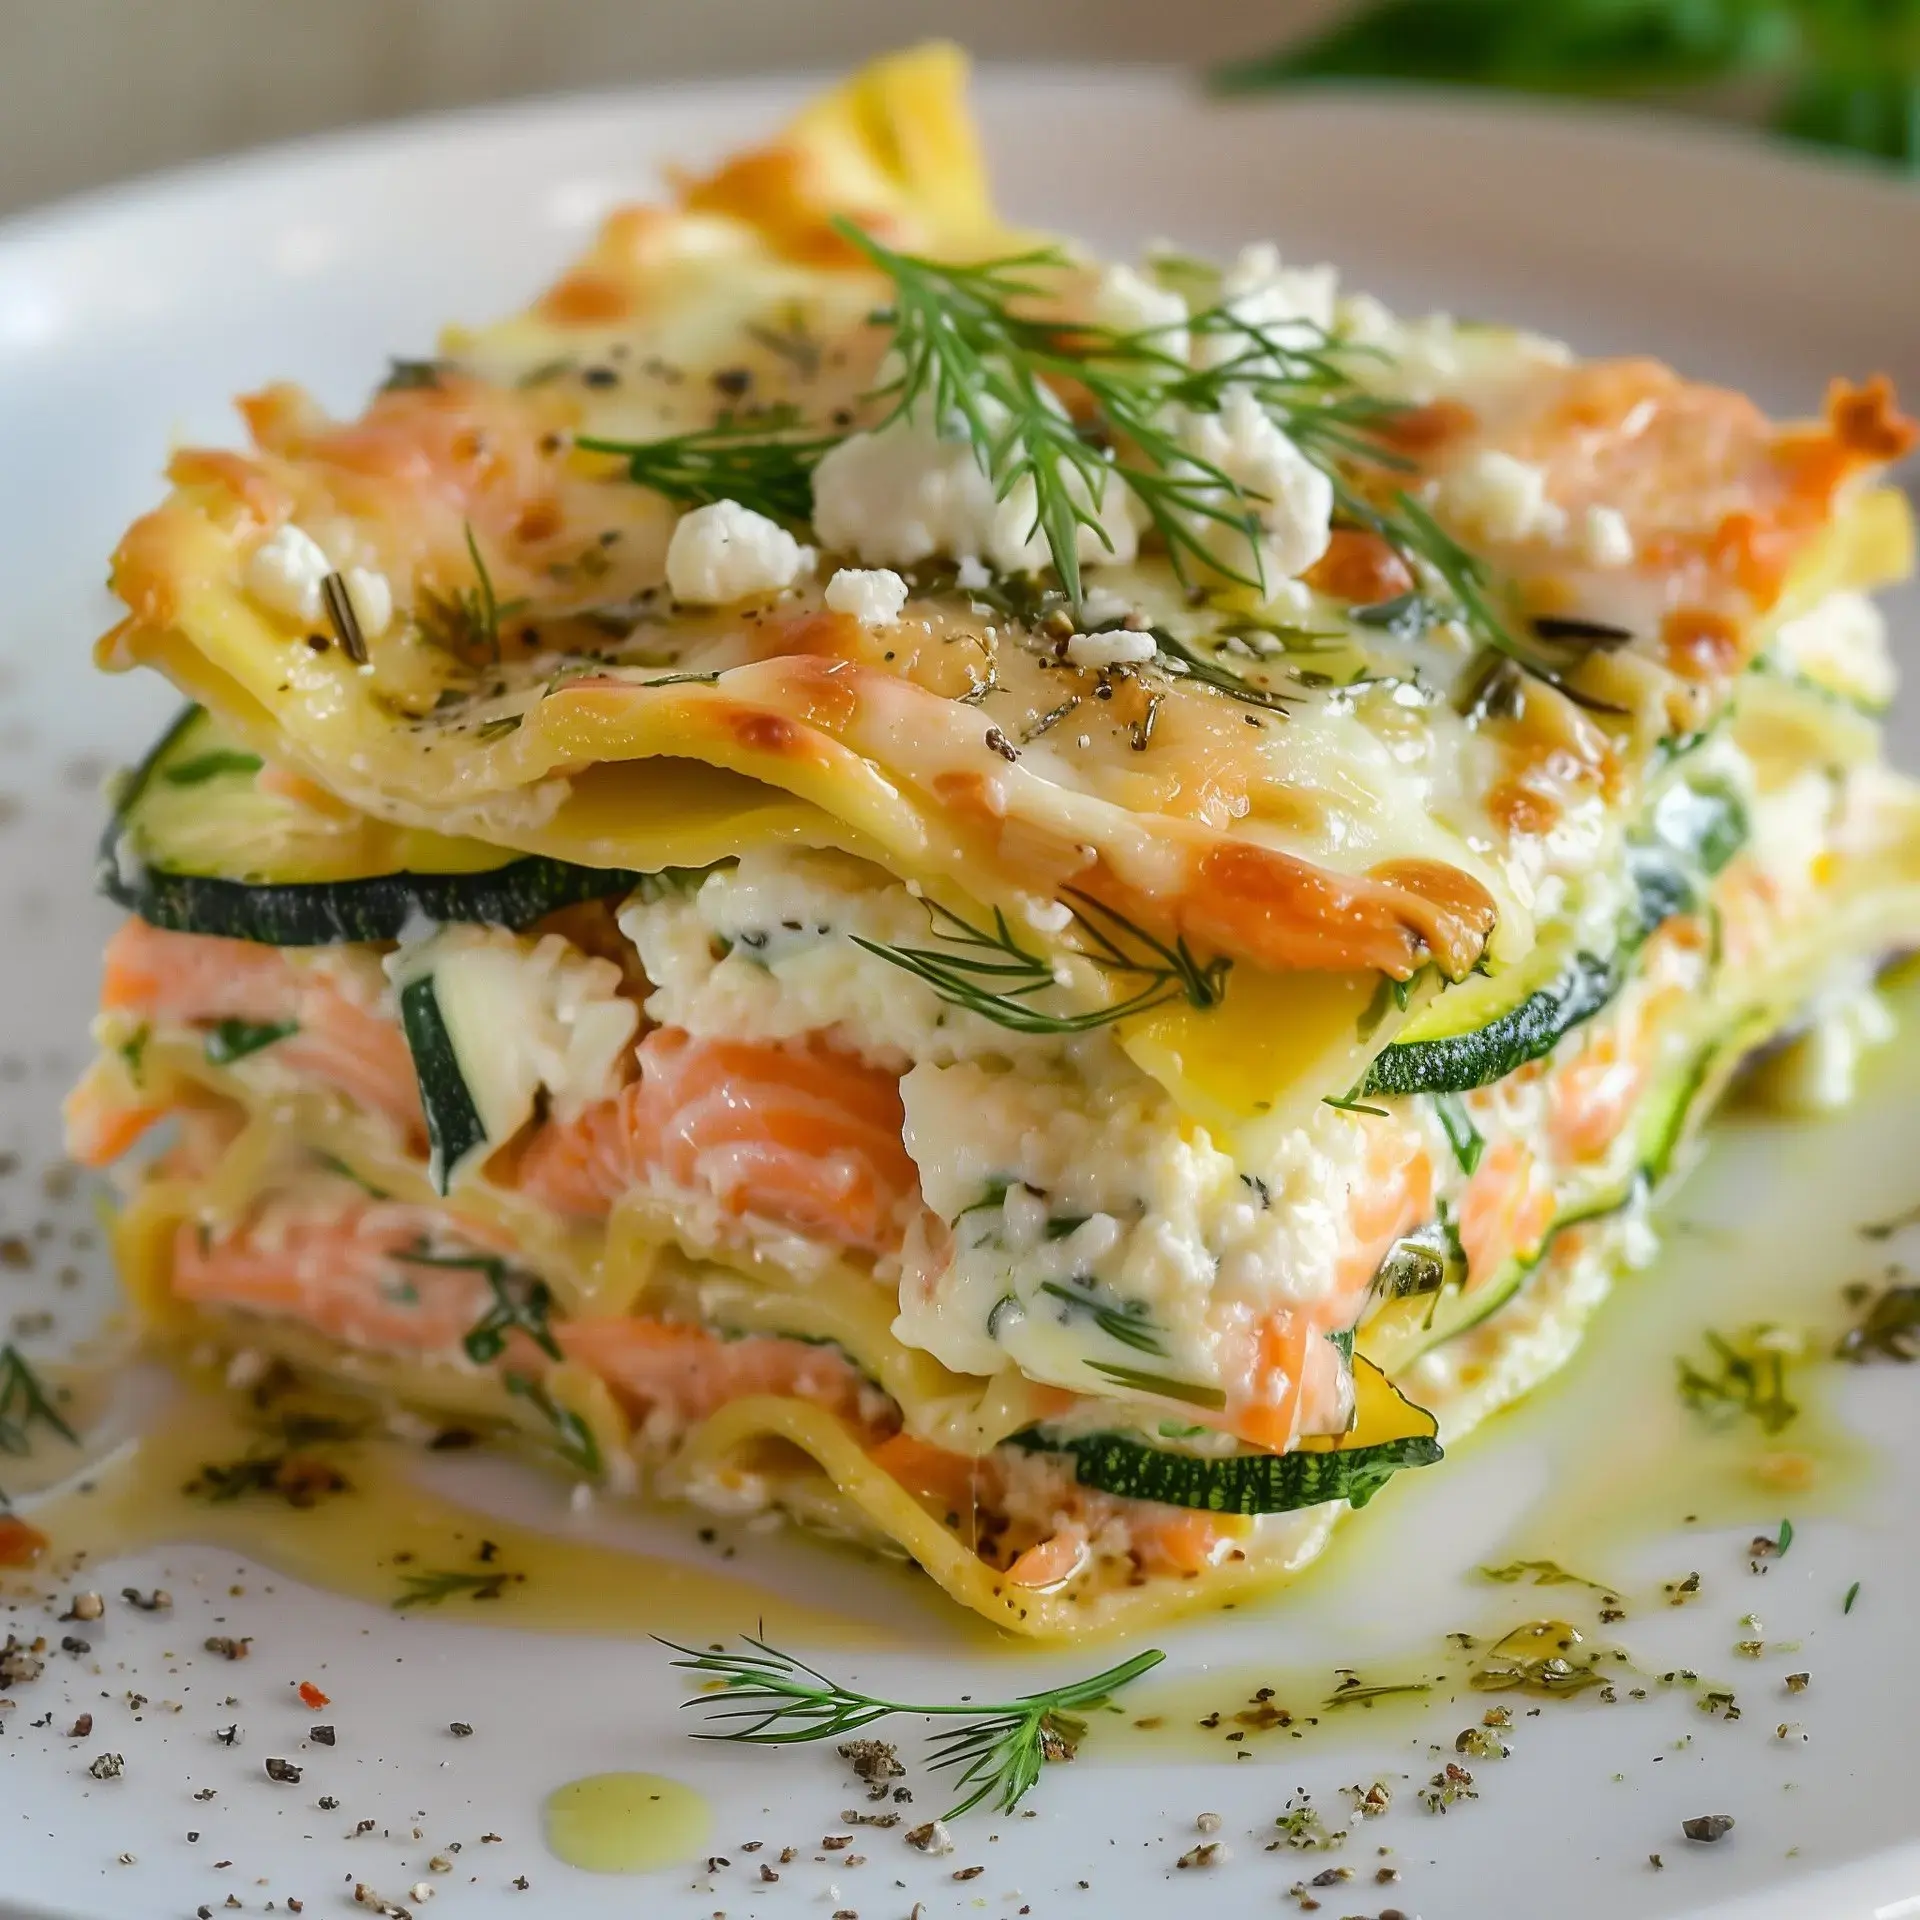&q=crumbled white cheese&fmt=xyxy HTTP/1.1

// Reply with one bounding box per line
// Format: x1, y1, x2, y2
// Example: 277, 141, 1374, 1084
954, 555, 991, 591
1436, 449, 1567, 545
811, 390, 1139, 575
1196, 242, 1337, 372
1580, 504, 1635, 570
1338, 296, 1475, 401
824, 566, 910, 627
341, 564, 394, 640
1077, 584, 1141, 628
244, 523, 332, 625
1093, 262, 1189, 361
1170, 388, 1334, 590
1064, 628, 1157, 671
1338, 295, 1570, 402
665, 498, 811, 605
